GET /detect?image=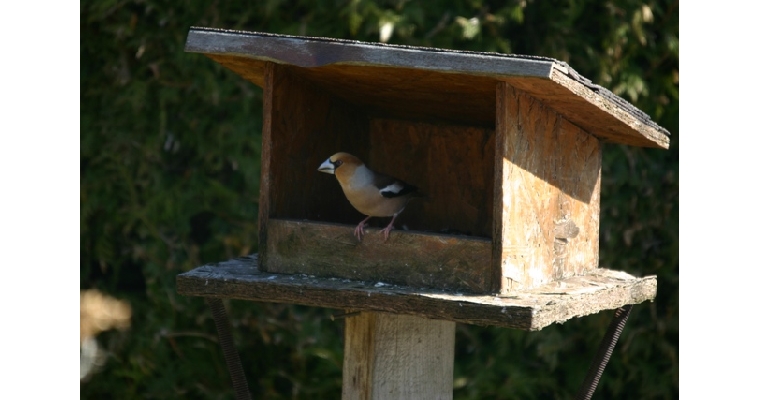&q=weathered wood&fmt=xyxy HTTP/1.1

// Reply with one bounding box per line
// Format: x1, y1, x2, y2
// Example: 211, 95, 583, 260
186, 27, 669, 148
186, 28, 554, 78
367, 119, 495, 237
180, 28, 669, 400
259, 63, 371, 269
493, 83, 601, 294
260, 75, 500, 291
297, 65, 499, 127
549, 69, 670, 149
258, 62, 274, 266
492, 84, 508, 294
185, 27, 663, 317
176, 255, 657, 331
265, 219, 492, 293
502, 71, 671, 149
343, 312, 454, 400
